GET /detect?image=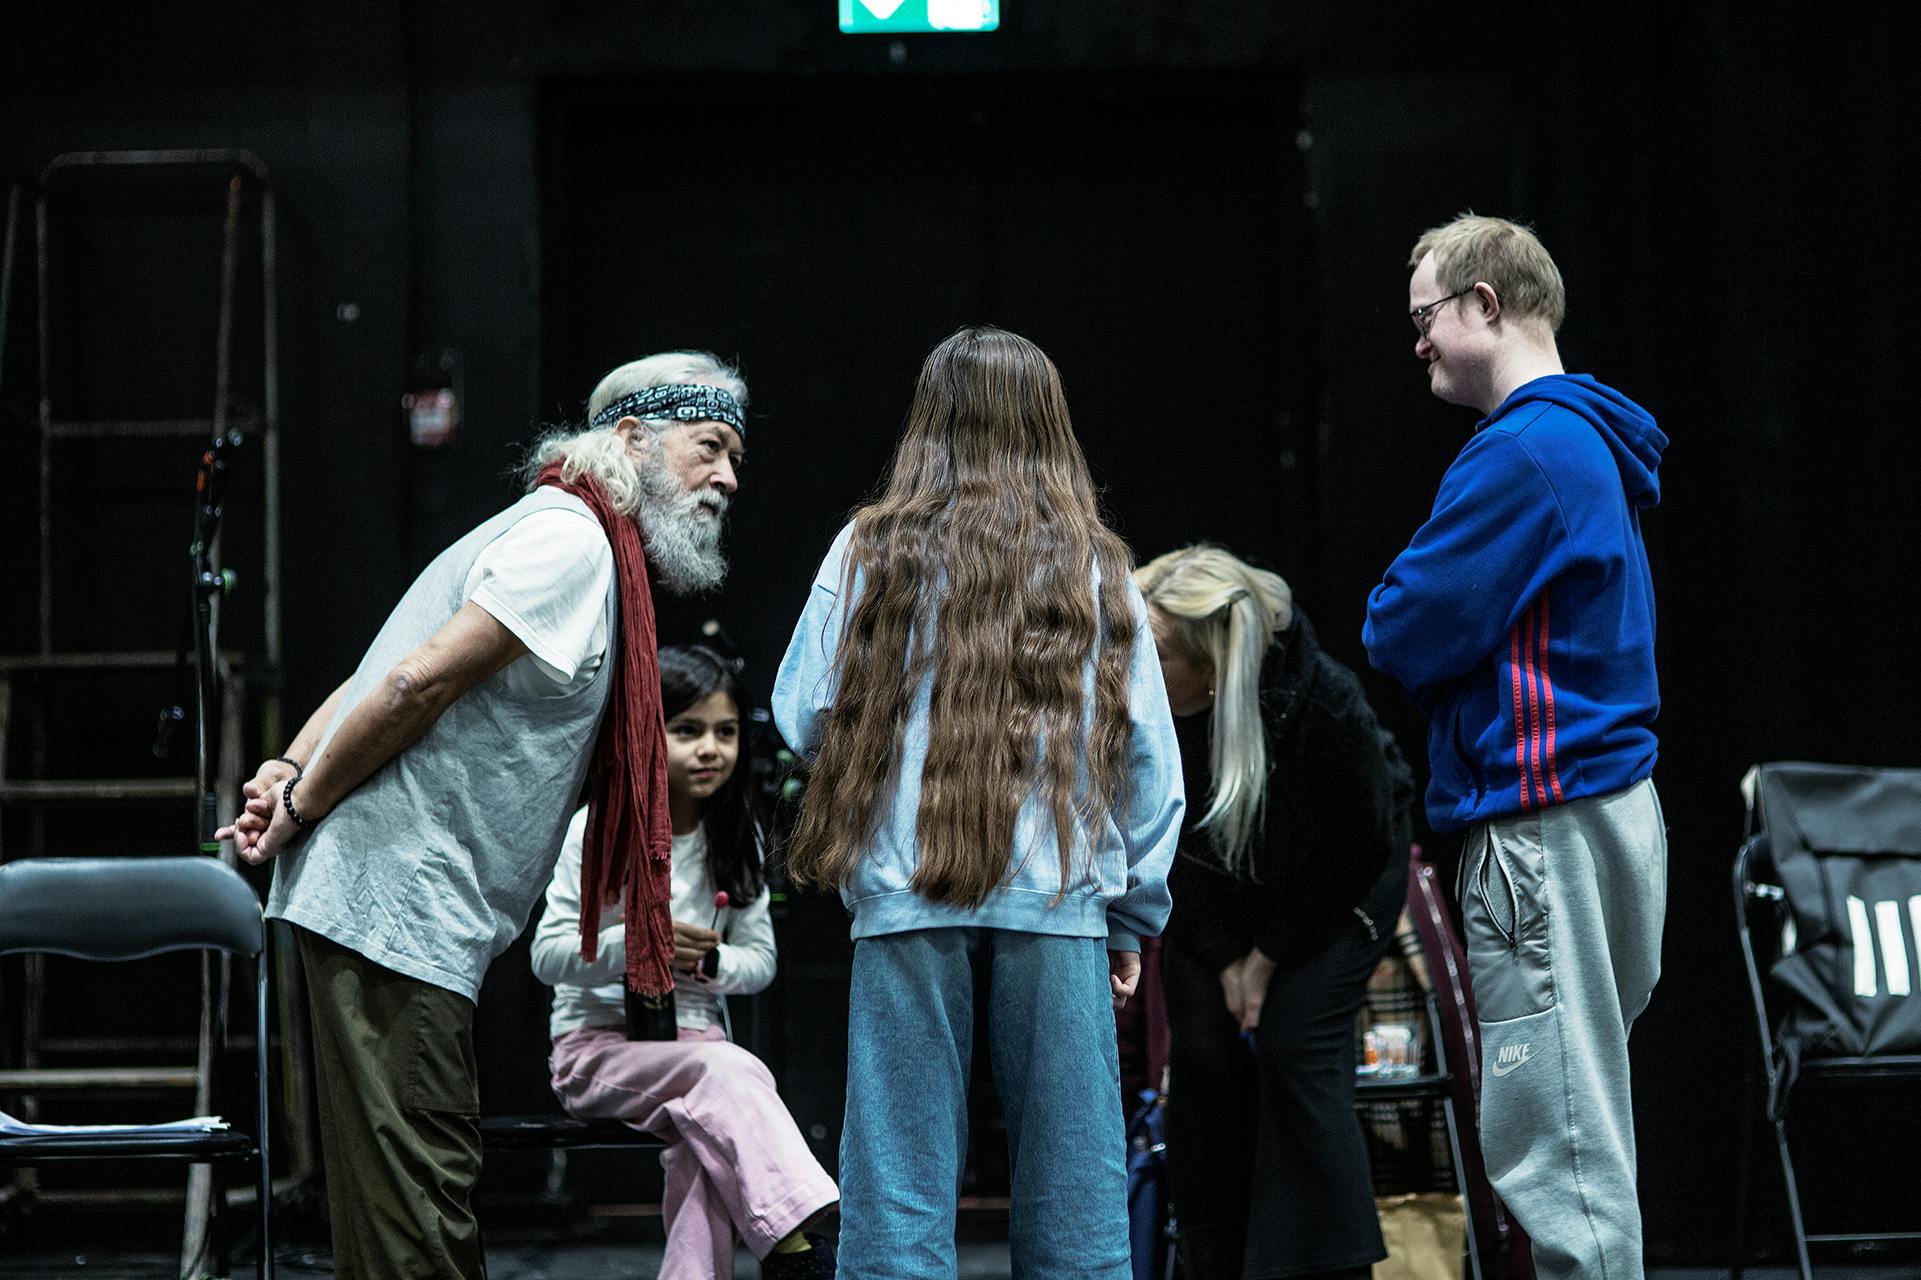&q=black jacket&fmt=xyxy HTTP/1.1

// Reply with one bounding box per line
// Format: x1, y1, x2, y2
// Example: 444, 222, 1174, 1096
1165, 609, 1415, 973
